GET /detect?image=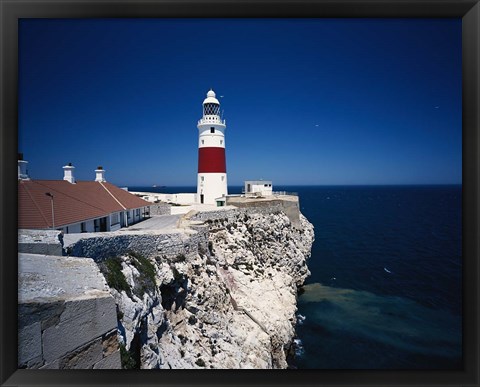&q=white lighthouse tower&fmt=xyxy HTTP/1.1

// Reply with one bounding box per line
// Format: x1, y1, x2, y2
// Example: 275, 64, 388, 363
197, 89, 228, 205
